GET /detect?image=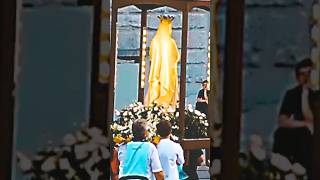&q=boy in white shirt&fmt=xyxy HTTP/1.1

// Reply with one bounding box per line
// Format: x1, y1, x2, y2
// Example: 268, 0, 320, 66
156, 120, 185, 180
